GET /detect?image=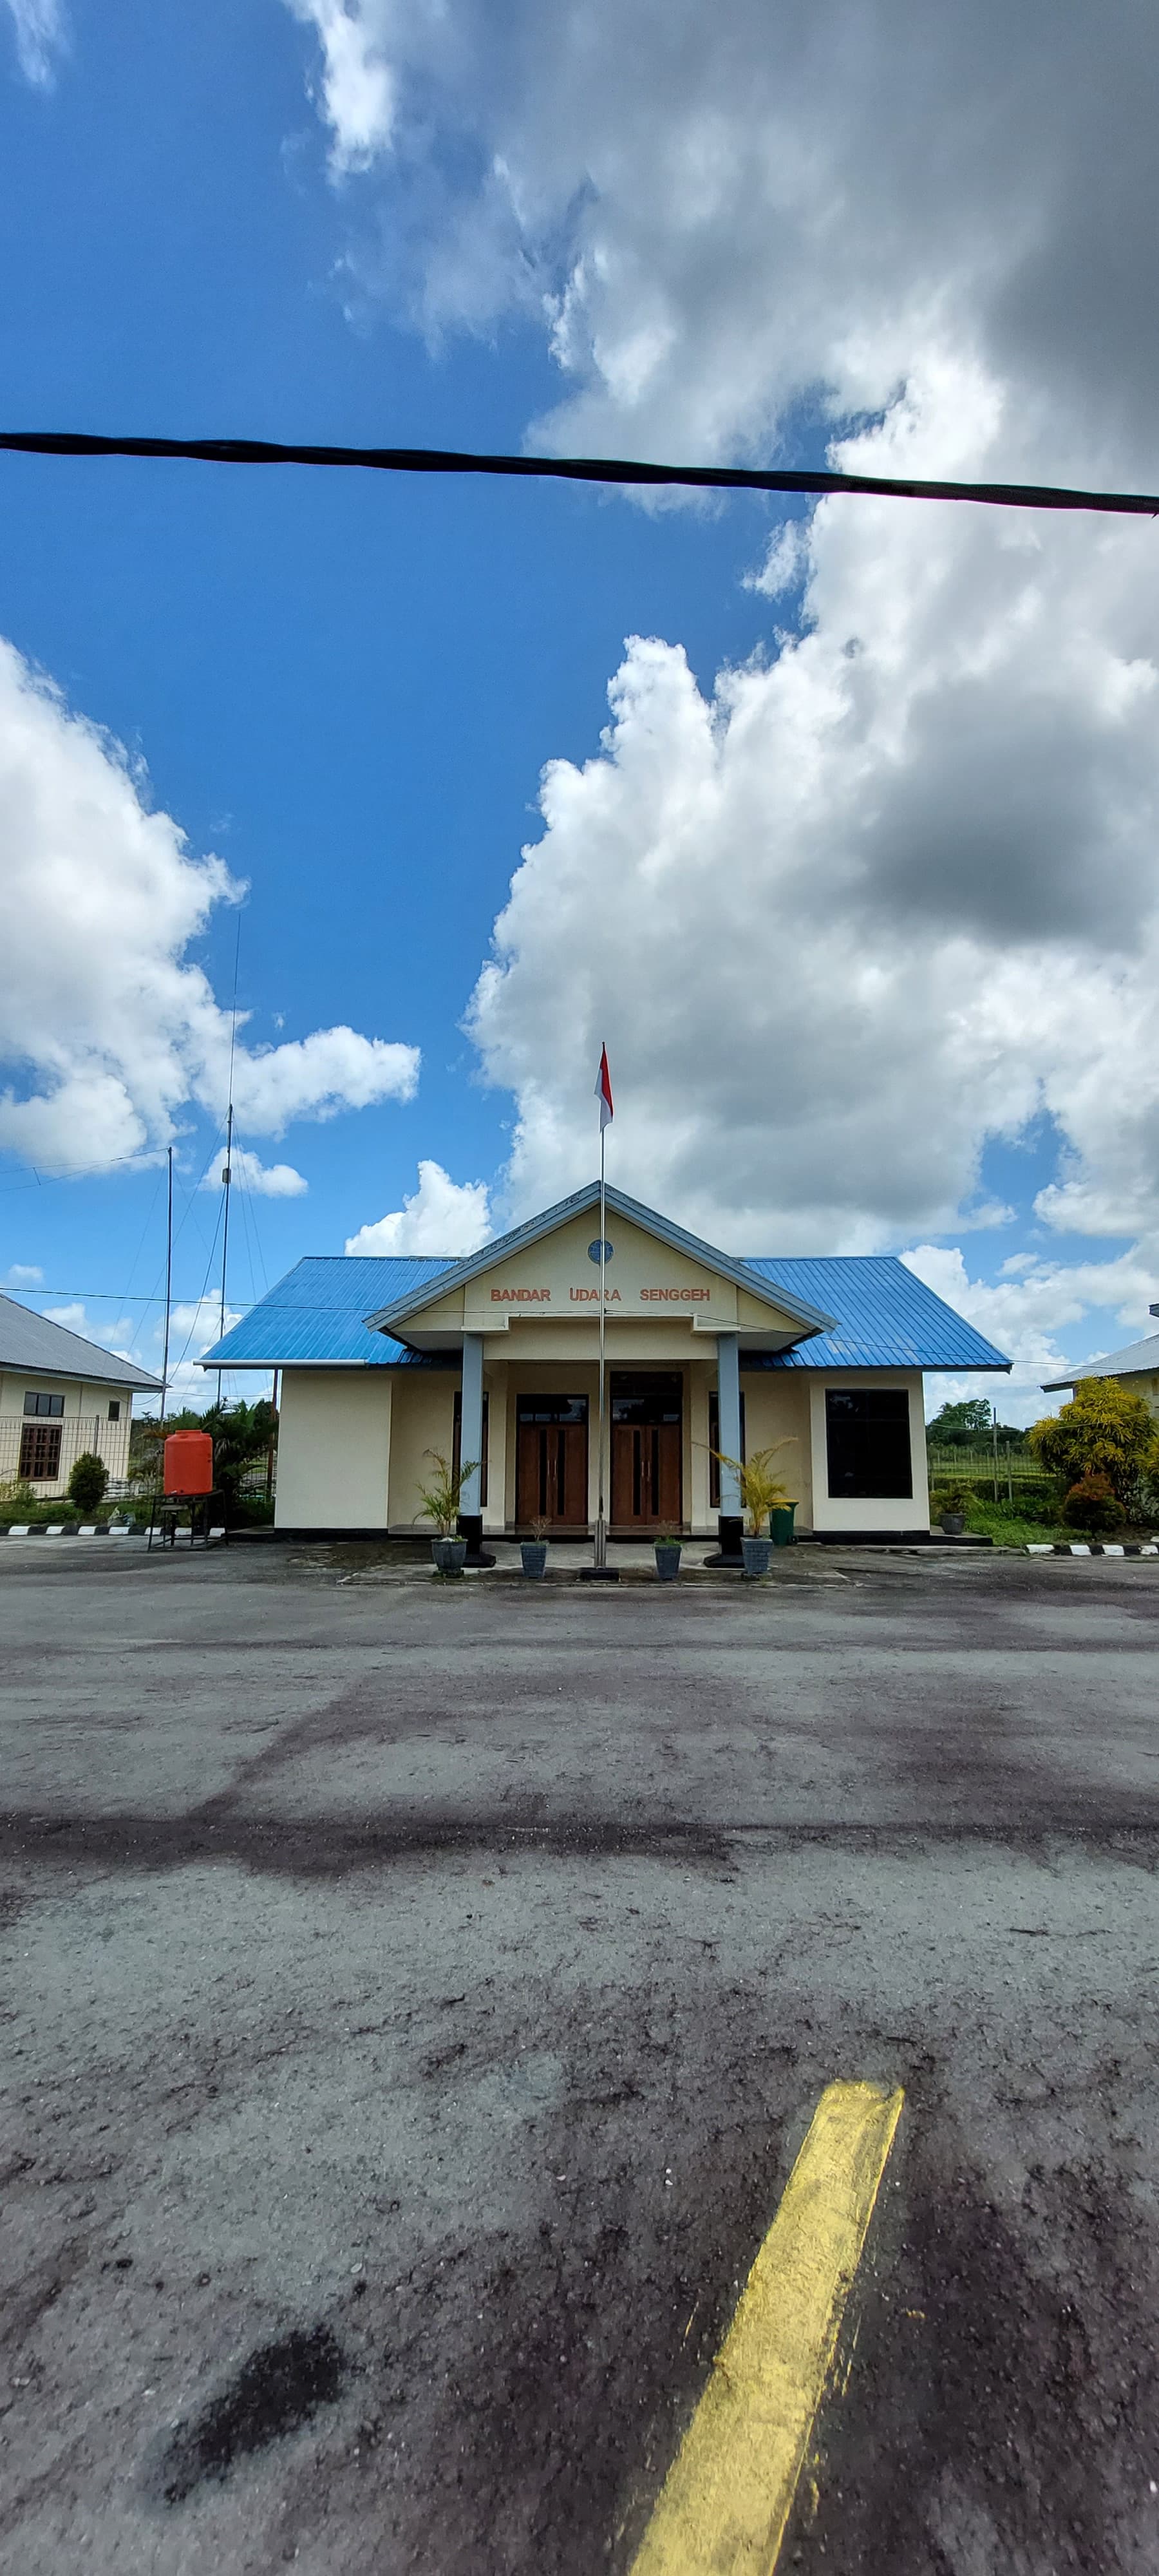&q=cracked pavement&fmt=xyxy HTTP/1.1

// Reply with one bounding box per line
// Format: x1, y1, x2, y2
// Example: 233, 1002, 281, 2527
3, 1542, 1159, 2571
